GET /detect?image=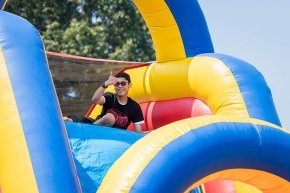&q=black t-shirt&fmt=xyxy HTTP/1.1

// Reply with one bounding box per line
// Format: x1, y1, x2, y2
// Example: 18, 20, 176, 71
98, 92, 144, 129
